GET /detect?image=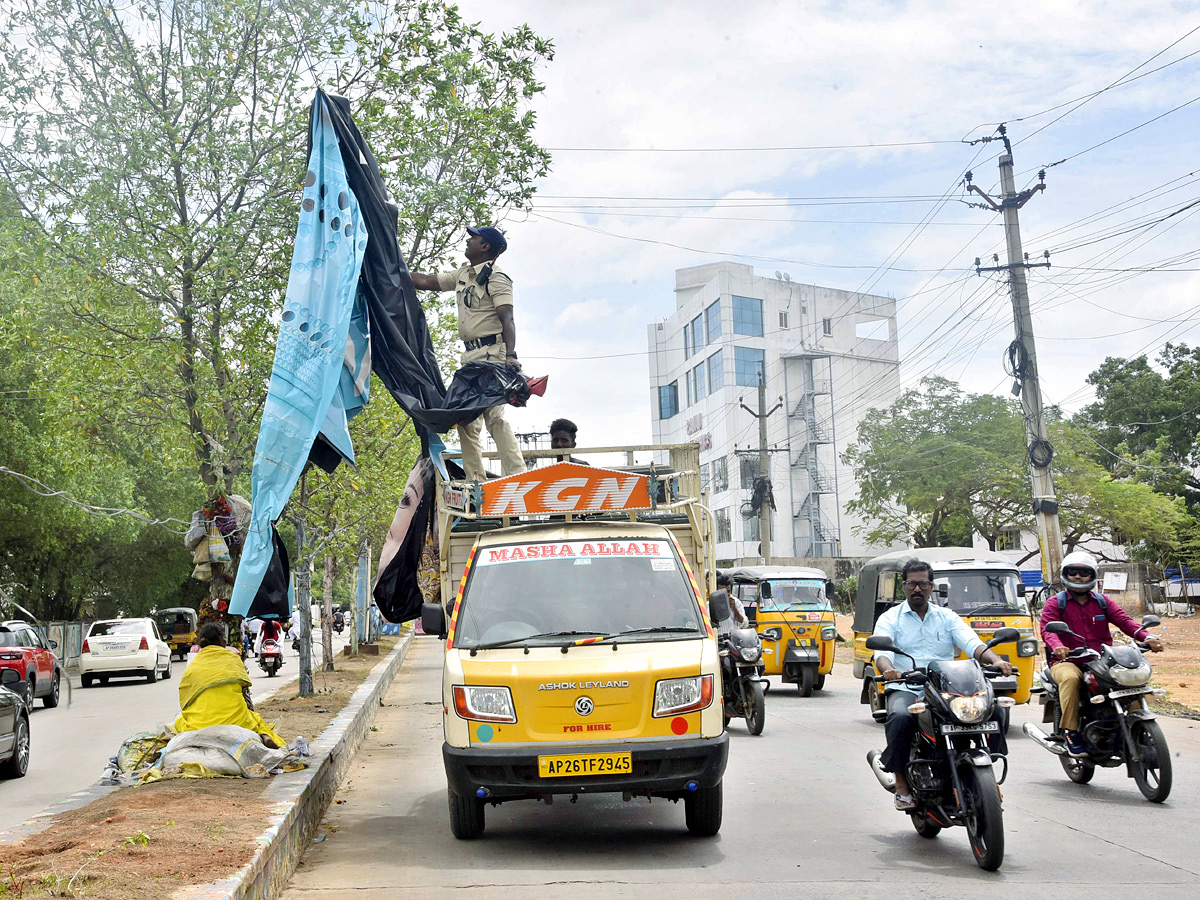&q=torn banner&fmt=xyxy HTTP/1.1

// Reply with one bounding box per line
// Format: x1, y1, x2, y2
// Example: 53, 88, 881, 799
230, 91, 544, 621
